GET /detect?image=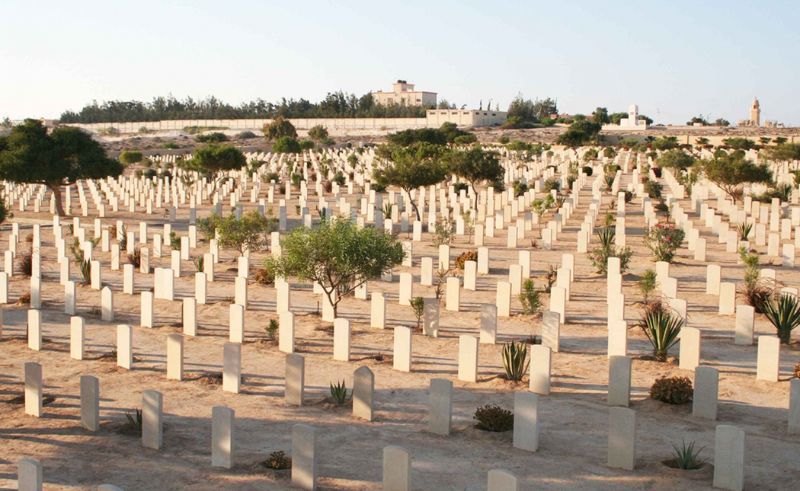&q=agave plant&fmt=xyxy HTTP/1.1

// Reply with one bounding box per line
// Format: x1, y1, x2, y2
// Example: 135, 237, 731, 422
123, 409, 143, 436
329, 380, 350, 405
597, 227, 616, 250
737, 222, 753, 241
762, 293, 800, 344
641, 307, 684, 361
502, 341, 529, 382
671, 440, 705, 470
